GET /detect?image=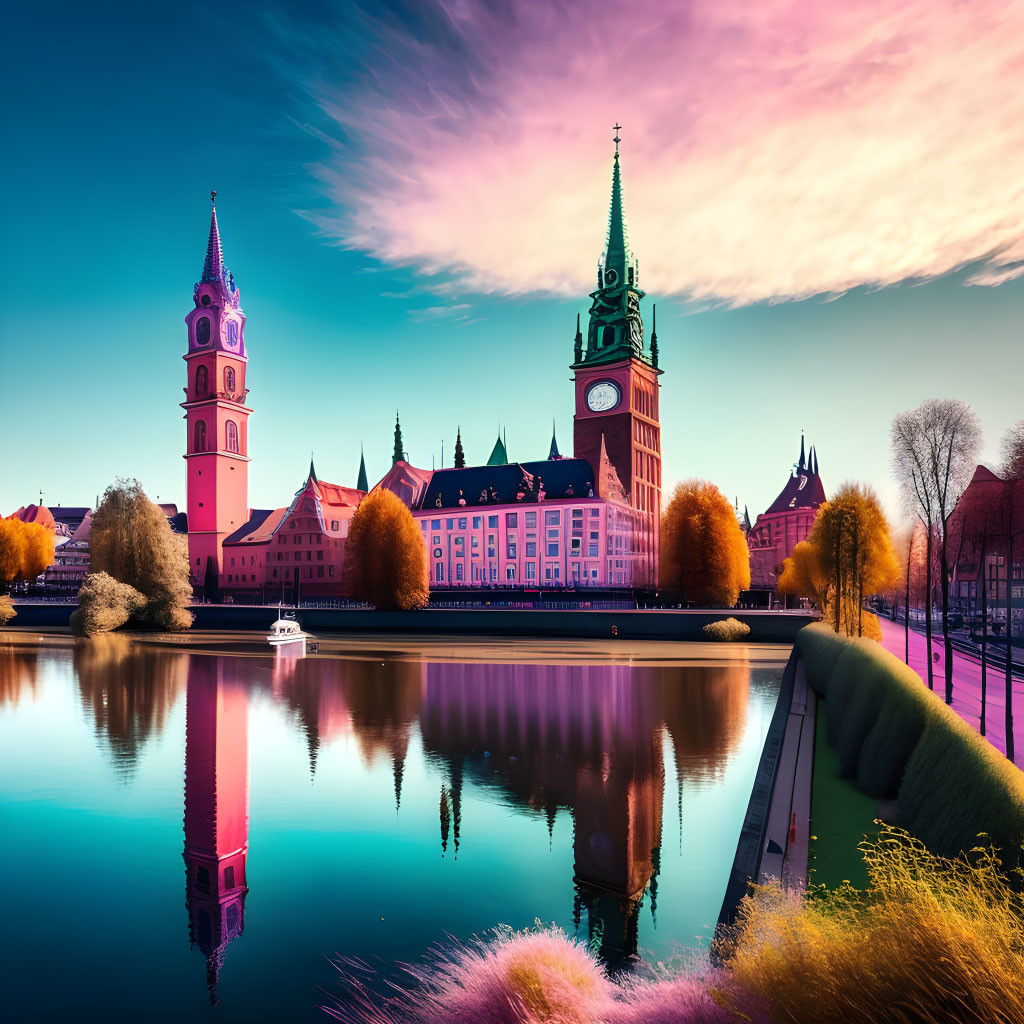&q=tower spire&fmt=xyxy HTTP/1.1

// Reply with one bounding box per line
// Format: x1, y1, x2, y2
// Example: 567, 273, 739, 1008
201, 191, 225, 284
798, 433, 806, 472
454, 426, 466, 469
356, 445, 368, 492
573, 312, 583, 363
392, 411, 406, 465
548, 419, 561, 460
650, 304, 659, 368
602, 126, 632, 283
